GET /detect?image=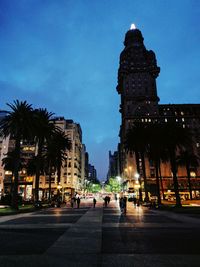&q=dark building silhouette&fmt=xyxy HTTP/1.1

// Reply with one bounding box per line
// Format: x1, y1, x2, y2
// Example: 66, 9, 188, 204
107, 147, 120, 180
88, 164, 98, 183
116, 25, 200, 198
